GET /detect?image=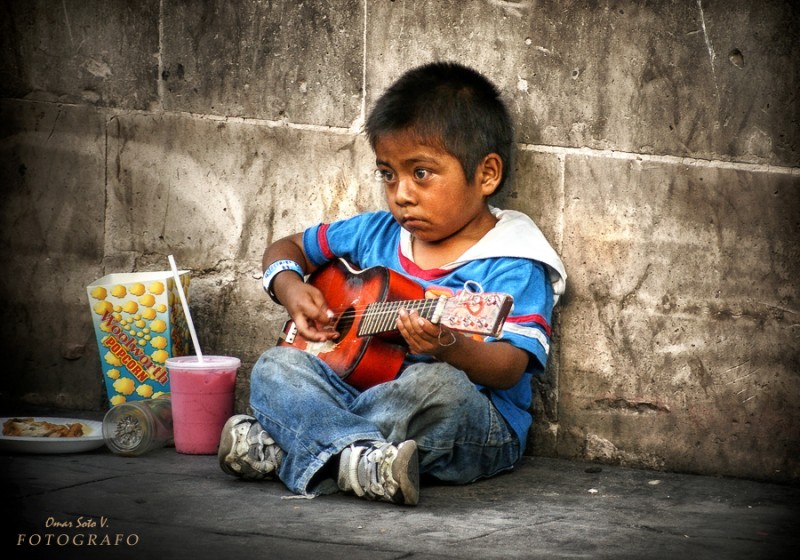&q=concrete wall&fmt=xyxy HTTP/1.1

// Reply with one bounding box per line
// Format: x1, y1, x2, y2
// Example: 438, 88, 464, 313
1, 0, 798, 484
